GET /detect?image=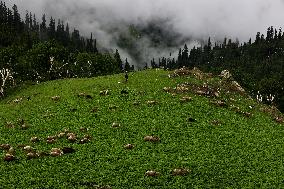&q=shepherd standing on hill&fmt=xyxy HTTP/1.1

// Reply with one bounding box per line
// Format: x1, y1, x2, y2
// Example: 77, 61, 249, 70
125, 71, 128, 82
